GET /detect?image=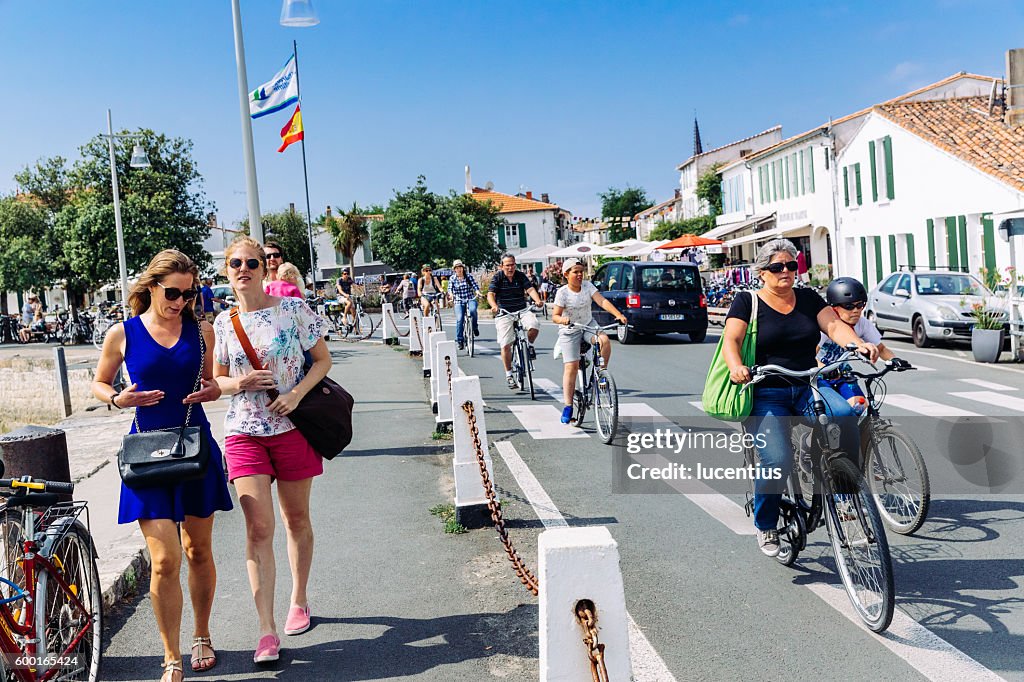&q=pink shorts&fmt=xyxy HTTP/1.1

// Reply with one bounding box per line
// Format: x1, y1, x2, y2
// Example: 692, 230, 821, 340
224, 429, 323, 483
